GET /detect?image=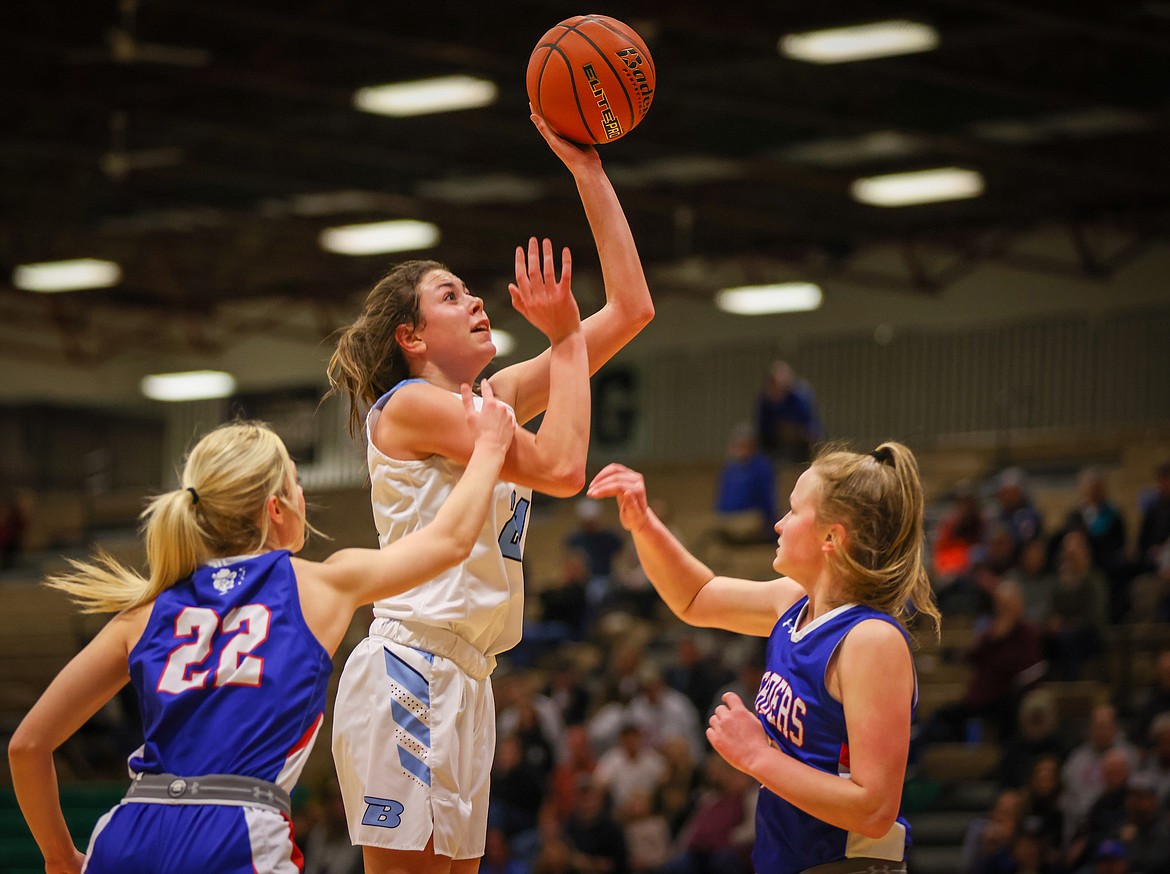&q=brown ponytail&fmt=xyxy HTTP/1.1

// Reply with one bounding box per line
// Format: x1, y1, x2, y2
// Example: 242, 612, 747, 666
325, 259, 445, 436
